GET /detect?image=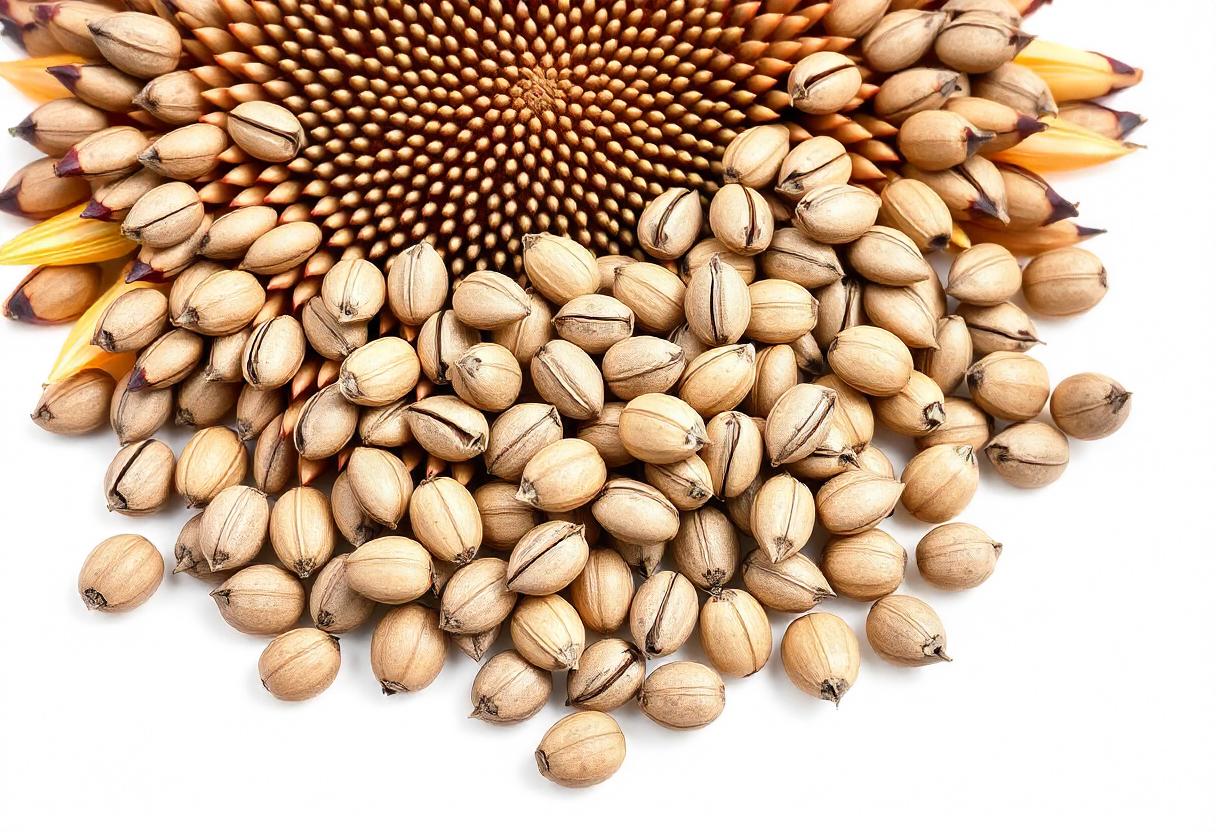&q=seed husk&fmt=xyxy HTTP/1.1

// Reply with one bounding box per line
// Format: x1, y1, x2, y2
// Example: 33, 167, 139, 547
92, 287, 168, 353
638, 660, 726, 730
916, 522, 1003, 590
198, 485, 269, 572
985, 421, 1070, 488
816, 470, 905, 536
517, 438, 607, 512
175, 426, 247, 508
440, 557, 517, 635
764, 383, 838, 466
129, 327, 204, 390
721, 124, 790, 189
959, 301, 1041, 355
252, 414, 297, 495
5, 263, 101, 325
917, 396, 992, 450
510, 594, 586, 671
901, 443, 980, 523
600, 336, 685, 401
775, 136, 852, 201
709, 183, 775, 255
471, 649, 552, 724
32, 368, 113, 435
566, 638, 646, 712
795, 184, 882, 246
966, 351, 1050, 421
814, 373, 875, 451
371, 603, 447, 694
862, 283, 940, 350
862, 9, 949, 72
878, 178, 953, 252
973, 57, 1057, 117
750, 474, 815, 564
238, 221, 322, 275
619, 393, 709, 464
242, 315, 306, 390
671, 505, 740, 593
702, 410, 763, 499
346, 536, 432, 605
358, 399, 412, 448
453, 628, 500, 663
79, 533, 164, 613
788, 51, 863, 115
406, 395, 489, 462
875, 371, 946, 436
121, 181, 204, 248
783, 424, 860, 480
742, 550, 835, 614
418, 309, 479, 383
995, 162, 1078, 229
759, 227, 844, 289
612, 261, 686, 334
534, 711, 626, 789
822, 529, 907, 602
451, 269, 532, 330
630, 570, 699, 658
403, 476, 480, 566
110, 372, 172, 444
336, 336, 420, 407
476, 481, 542, 551
745, 278, 818, 344
346, 446, 413, 530
915, 315, 973, 394
485, 403, 564, 480
823, 0, 891, 35
206, 329, 252, 383
383, 240, 450, 326
530, 339, 605, 420
684, 255, 751, 347
643, 455, 714, 511
321, 258, 386, 324
139, 122, 227, 181
492, 290, 554, 367
1, 157, 92, 219
258, 628, 340, 702
269, 486, 335, 578
330, 470, 382, 549
944, 96, 1045, 156
848, 226, 936, 287
570, 547, 635, 635
172, 513, 212, 580
521, 233, 599, 306
592, 479, 680, 547
1050, 372, 1132, 440
104, 439, 174, 516
210, 564, 305, 636
310, 554, 376, 634
174, 368, 237, 428
782, 612, 860, 704
700, 589, 772, 678
678, 343, 757, 418
904, 155, 1010, 224
874, 67, 961, 124
553, 294, 635, 355
867, 594, 952, 667
828, 325, 914, 397
226, 100, 304, 163
682, 238, 757, 285
1021, 247, 1107, 315
637, 186, 703, 259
